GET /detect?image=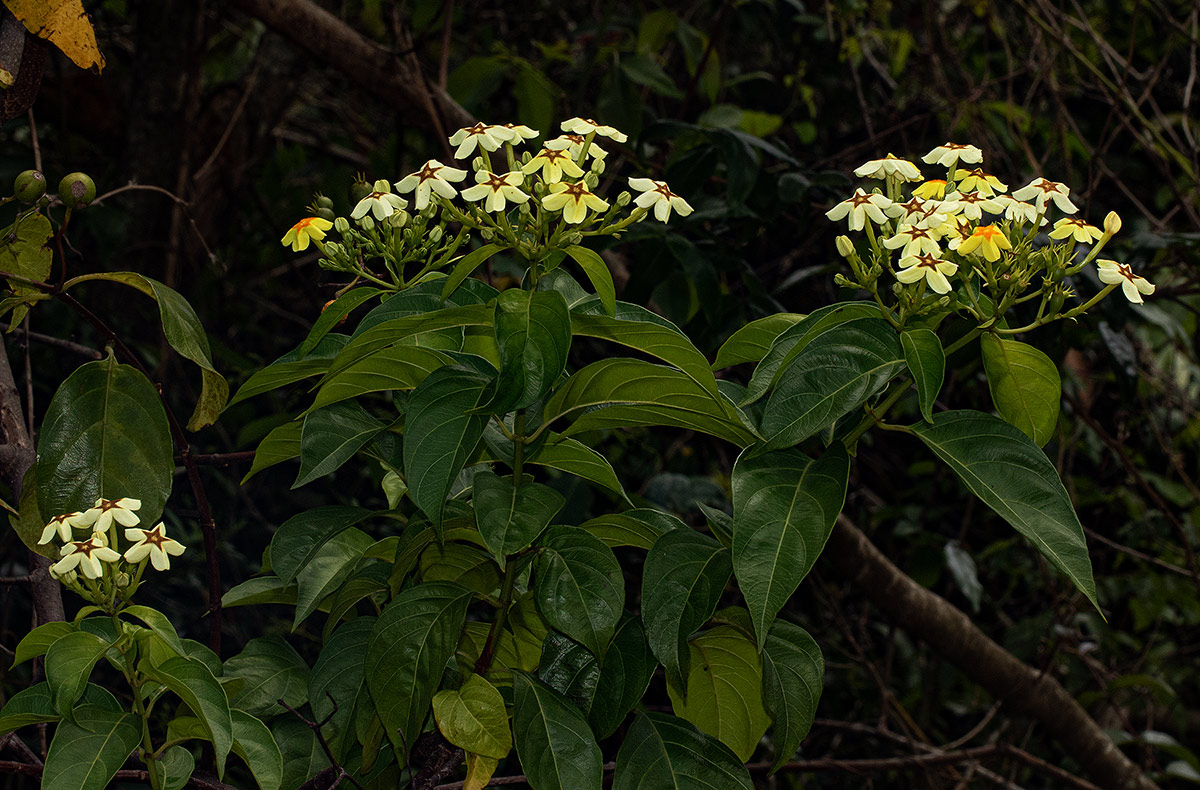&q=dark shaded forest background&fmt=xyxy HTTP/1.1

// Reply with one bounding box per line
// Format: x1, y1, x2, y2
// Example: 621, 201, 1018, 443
3, 0, 1199, 786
